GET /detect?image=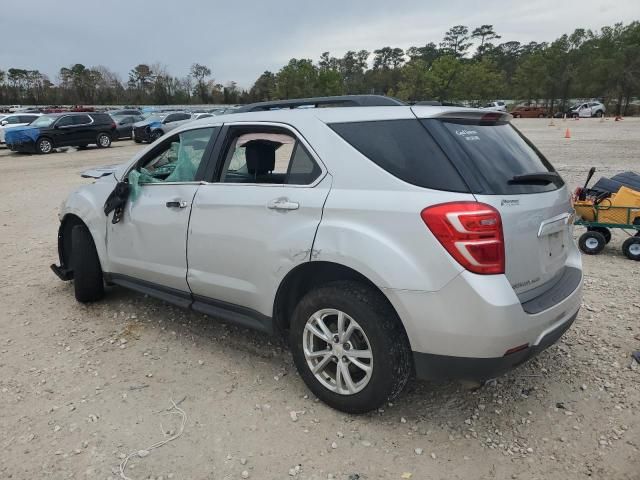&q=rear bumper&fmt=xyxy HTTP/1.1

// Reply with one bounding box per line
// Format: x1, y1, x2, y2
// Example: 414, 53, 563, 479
384, 260, 582, 360
413, 308, 577, 380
